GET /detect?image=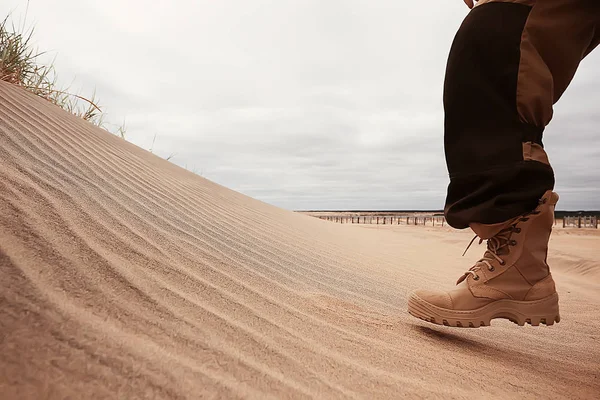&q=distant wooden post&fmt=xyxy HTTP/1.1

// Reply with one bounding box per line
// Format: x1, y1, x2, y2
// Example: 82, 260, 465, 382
562, 217, 565, 228
578, 216, 581, 228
